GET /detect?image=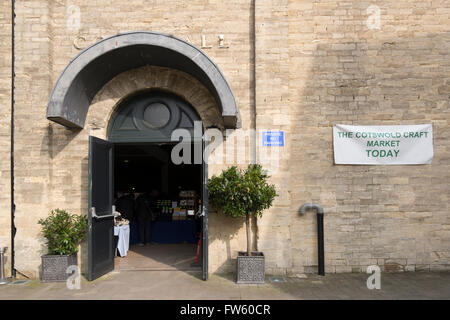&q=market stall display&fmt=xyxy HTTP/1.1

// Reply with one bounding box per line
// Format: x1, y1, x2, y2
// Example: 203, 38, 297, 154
114, 224, 130, 257
128, 190, 200, 244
